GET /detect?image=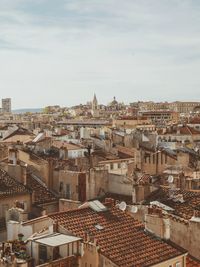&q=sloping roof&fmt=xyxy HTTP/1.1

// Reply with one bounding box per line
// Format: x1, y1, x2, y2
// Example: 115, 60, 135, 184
52, 141, 84, 150
145, 186, 200, 220
49, 204, 185, 267
3, 126, 34, 141
165, 125, 200, 135
0, 168, 31, 199
116, 145, 135, 157
187, 255, 200, 267
136, 173, 151, 185
27, 174, 57, 205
